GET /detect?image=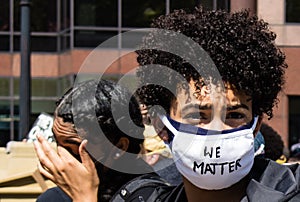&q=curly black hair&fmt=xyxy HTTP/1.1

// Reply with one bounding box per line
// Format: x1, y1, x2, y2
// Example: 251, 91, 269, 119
136, 8, 287, 119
